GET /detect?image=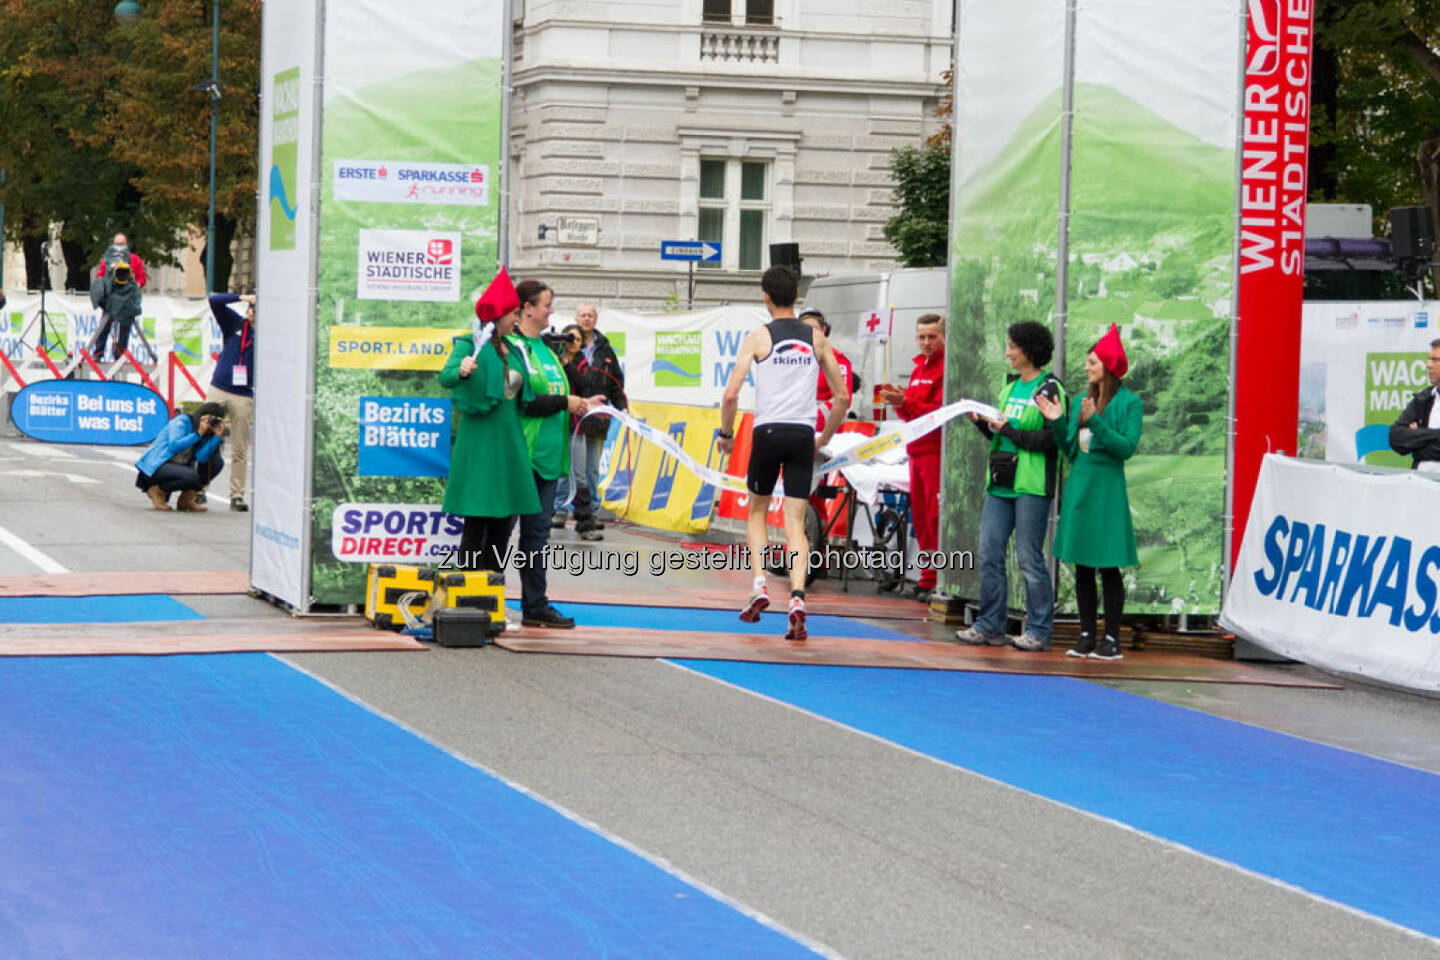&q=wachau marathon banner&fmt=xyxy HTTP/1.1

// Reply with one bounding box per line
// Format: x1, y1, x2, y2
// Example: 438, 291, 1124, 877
1221, 454, 1440, 694
945, 0, 1313, 616
1297, 300, 1439, 468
